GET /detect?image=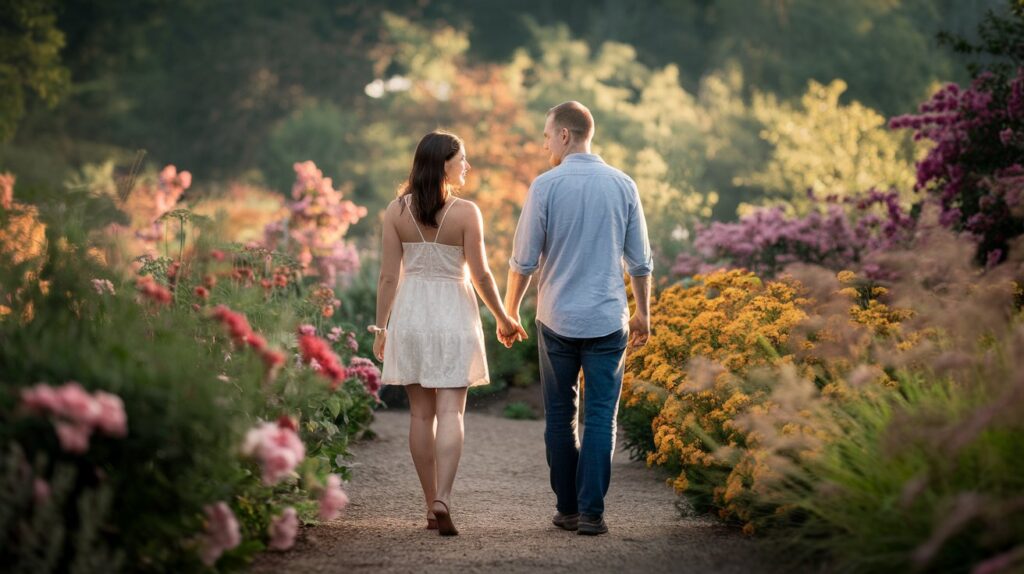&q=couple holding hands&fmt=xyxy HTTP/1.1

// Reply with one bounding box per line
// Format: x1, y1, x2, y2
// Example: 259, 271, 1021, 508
370, 101, 652, 537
